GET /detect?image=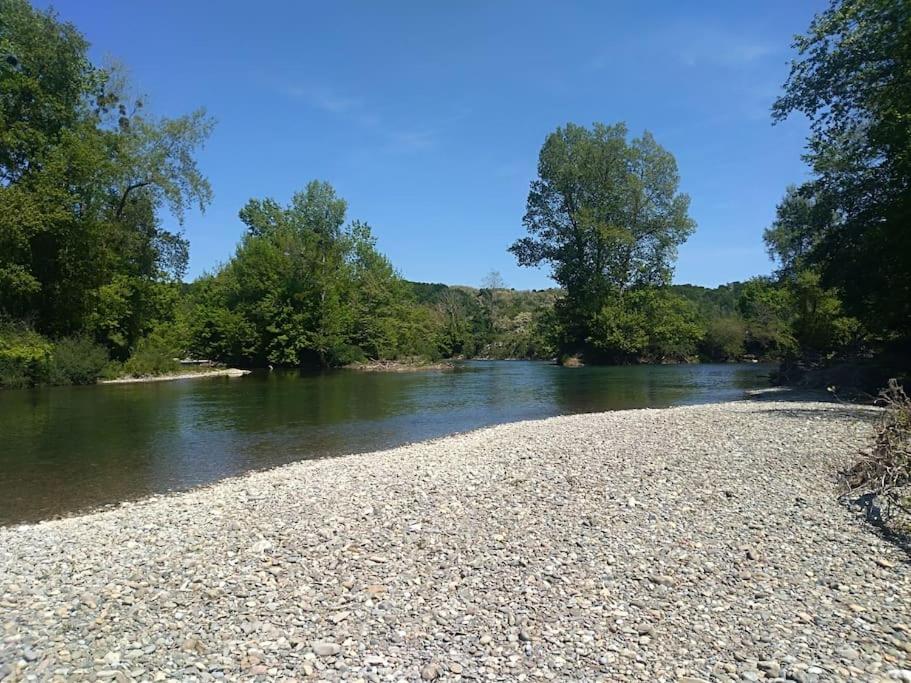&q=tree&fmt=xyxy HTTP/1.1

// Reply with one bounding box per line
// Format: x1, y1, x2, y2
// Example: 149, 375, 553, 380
0, 0, 93, 185
435, 289, 476, 358
510, 122, 695, 358
348, 220, 437, 360
700, 317, 746, 362
0, 0, 213, 357
188, 182, 439, 367
225, 181, 352, 366
736, 278, 795, 358
479, 270, 505, 344
772, 0, 911, 340
764, 185, 834, 278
